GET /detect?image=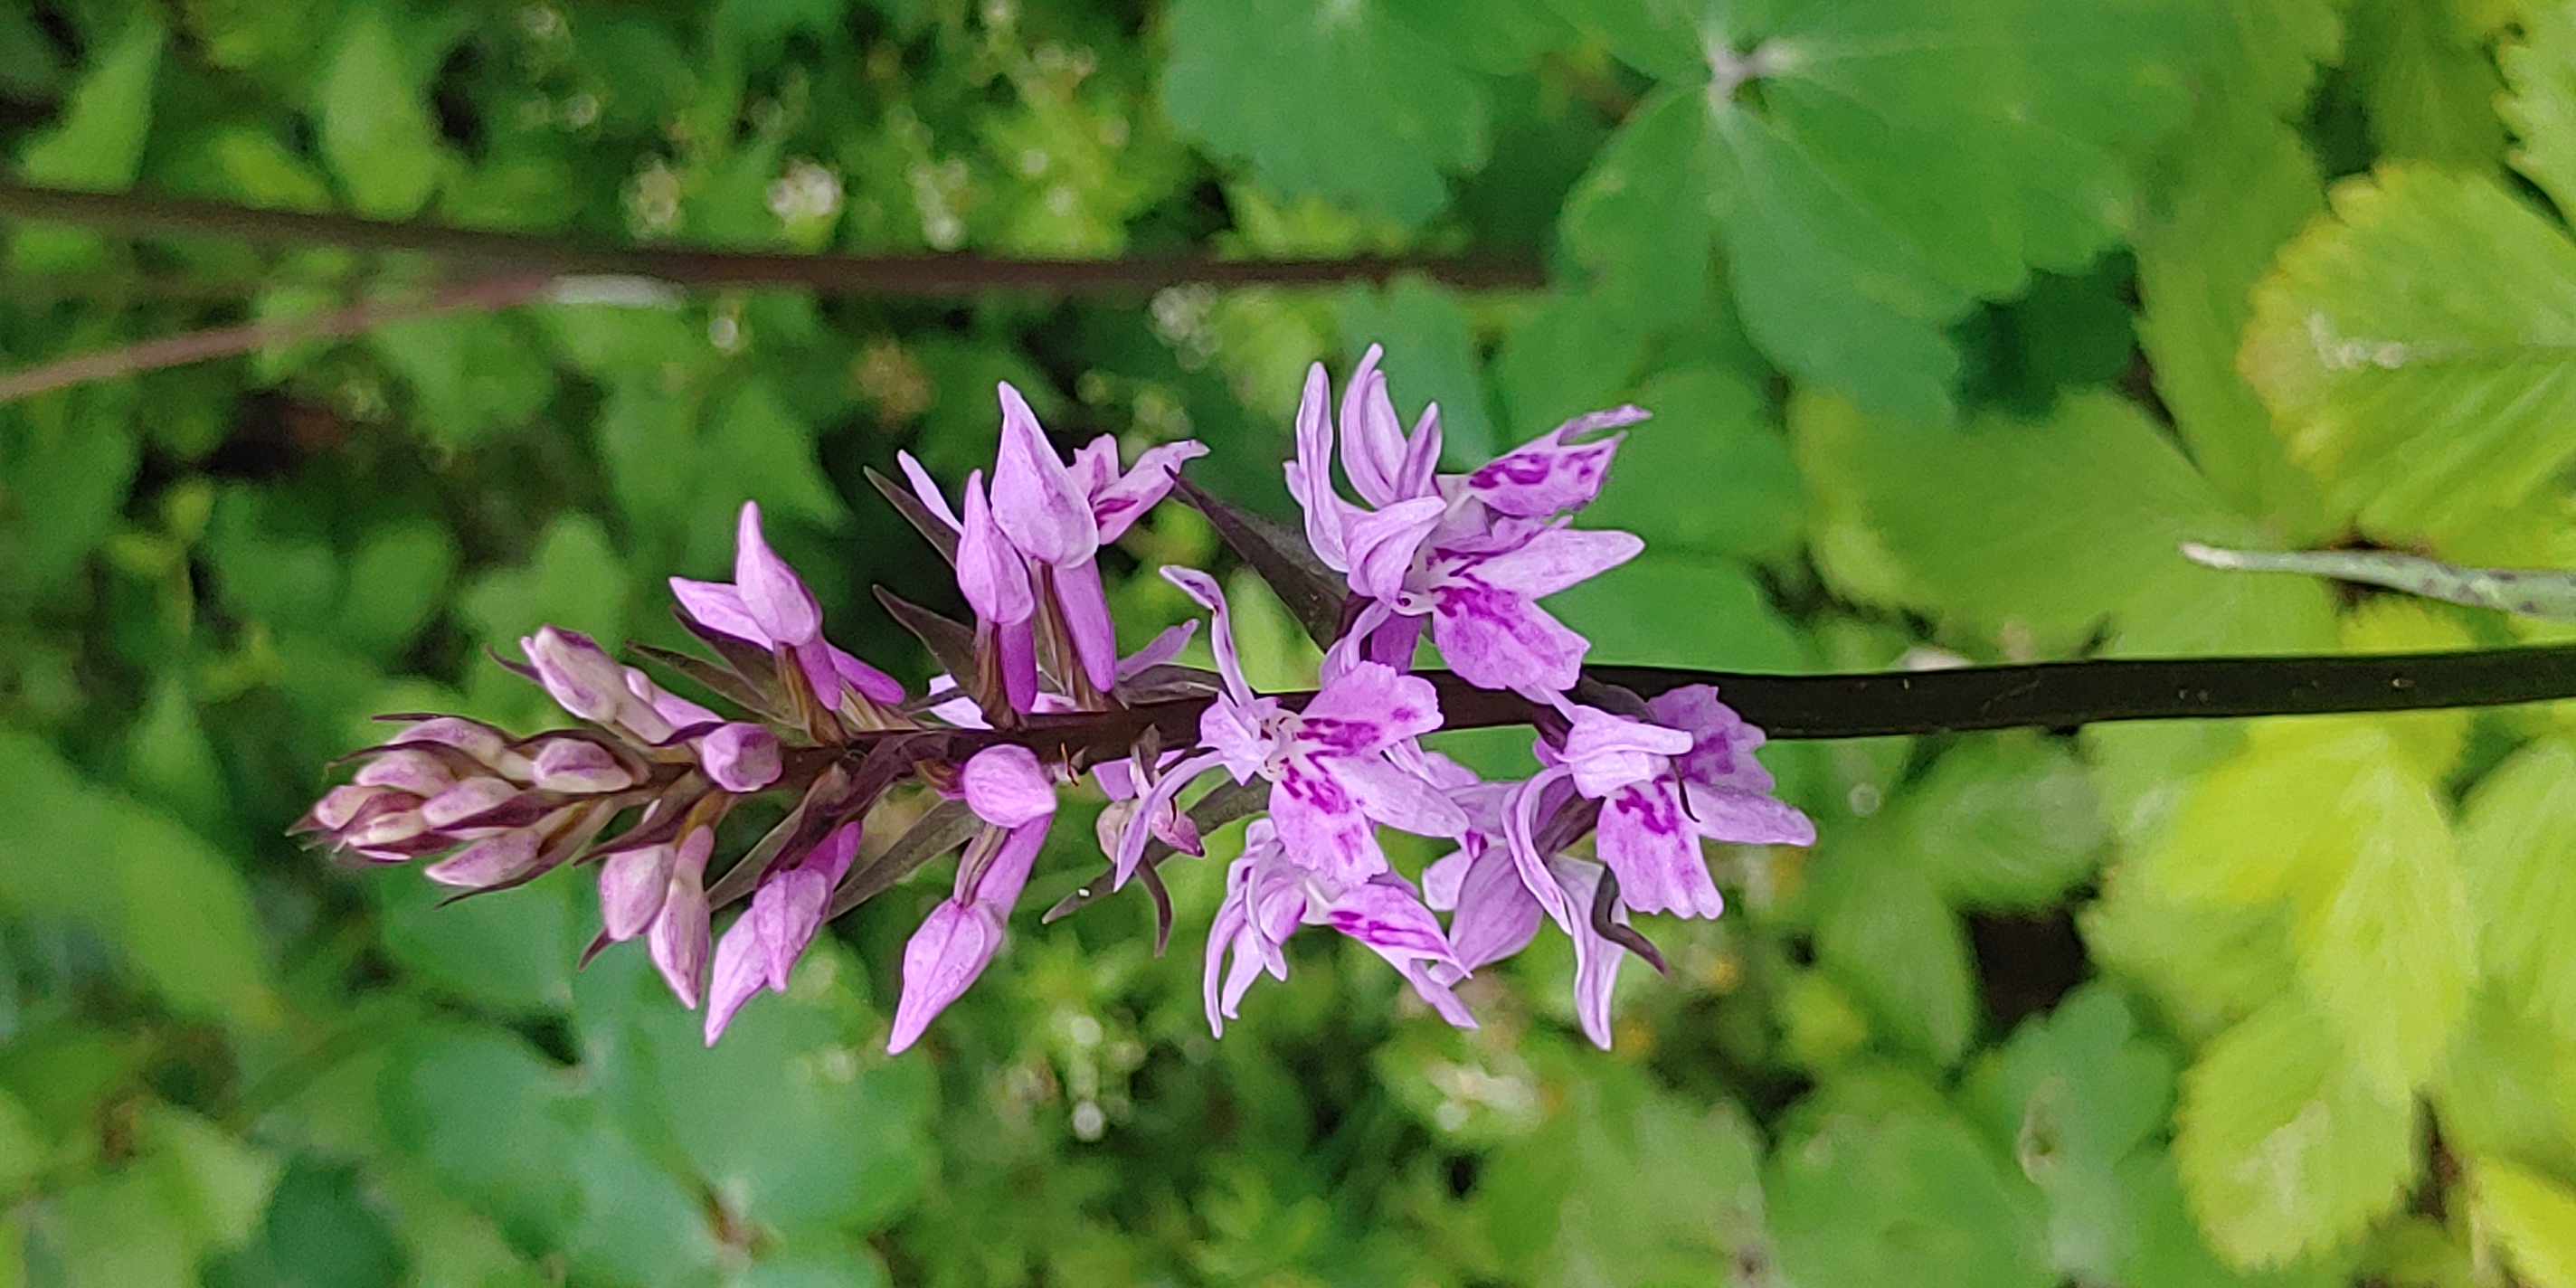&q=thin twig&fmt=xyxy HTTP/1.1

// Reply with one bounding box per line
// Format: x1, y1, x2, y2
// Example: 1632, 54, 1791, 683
0, 274, 556, 404
0, 178, 1548, 295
